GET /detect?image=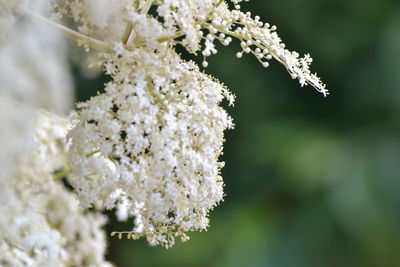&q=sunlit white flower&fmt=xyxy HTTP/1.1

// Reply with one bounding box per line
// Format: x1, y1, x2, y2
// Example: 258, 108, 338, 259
51, 0, 327, 95
67, 47, 234, 247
